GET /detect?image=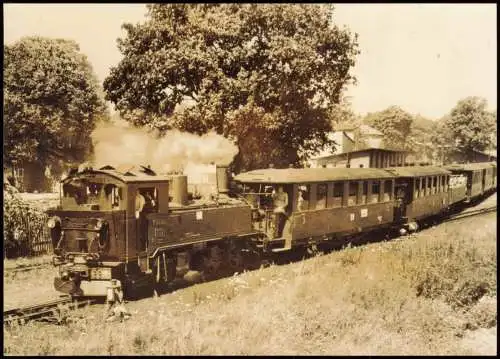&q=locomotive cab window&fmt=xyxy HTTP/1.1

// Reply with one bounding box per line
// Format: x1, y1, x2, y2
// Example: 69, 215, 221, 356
138, 187, 159, 213
62, 180, 108, 209
104, 184, 123, 210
